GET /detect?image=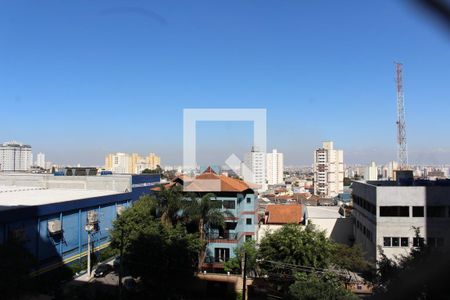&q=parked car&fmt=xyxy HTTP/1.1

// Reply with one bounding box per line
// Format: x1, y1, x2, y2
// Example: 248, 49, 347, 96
94, 263, 112, 277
